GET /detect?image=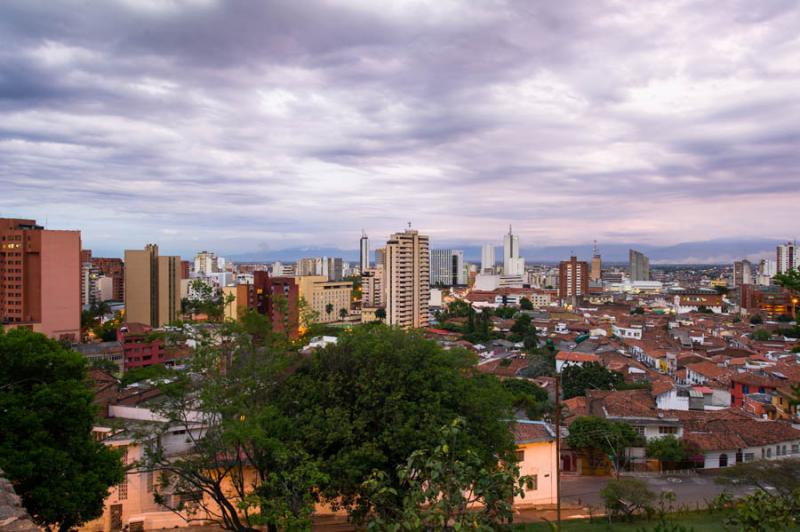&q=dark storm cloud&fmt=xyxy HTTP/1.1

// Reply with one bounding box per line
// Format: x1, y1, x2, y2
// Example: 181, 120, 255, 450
0, 0, 799, 256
